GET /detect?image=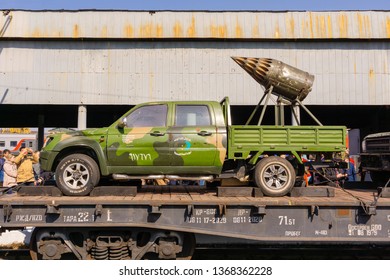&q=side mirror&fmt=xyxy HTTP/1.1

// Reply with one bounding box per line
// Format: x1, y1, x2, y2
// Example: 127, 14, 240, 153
117, 118, 127, 129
